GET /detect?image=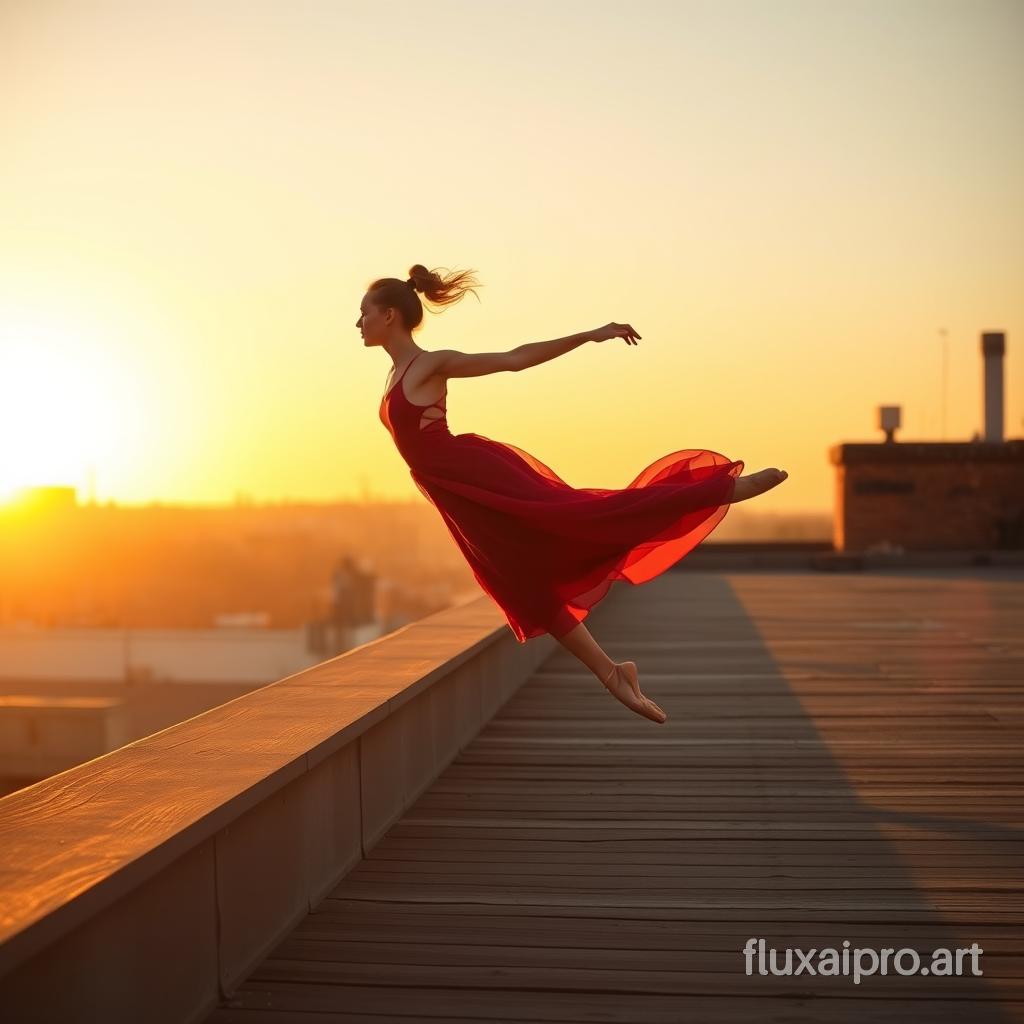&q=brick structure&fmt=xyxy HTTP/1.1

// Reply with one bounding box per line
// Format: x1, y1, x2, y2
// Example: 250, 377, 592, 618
829, 440, 1024, 552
